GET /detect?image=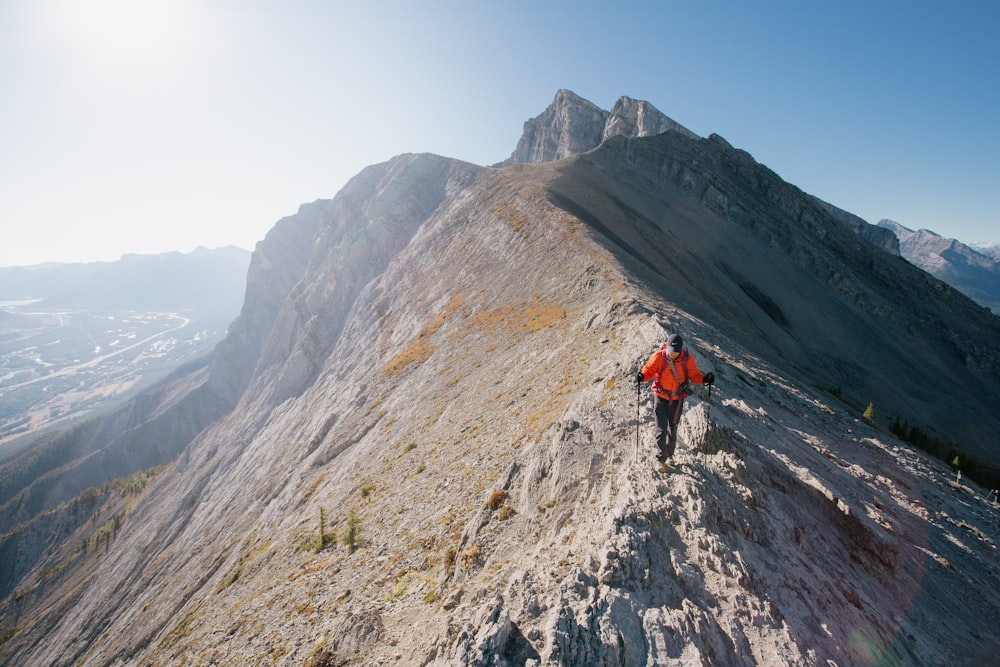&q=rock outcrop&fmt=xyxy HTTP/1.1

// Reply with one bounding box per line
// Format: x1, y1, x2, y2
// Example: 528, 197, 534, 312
602, 95, 696, 143
3, 92, 1000, 667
